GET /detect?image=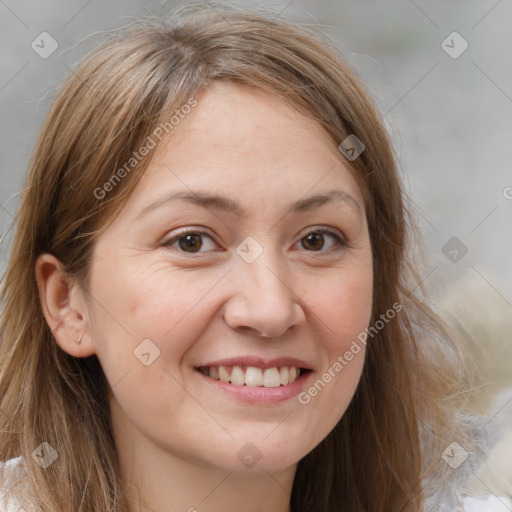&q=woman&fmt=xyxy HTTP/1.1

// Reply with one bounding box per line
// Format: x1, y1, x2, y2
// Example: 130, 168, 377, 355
0, 5, 507, 511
